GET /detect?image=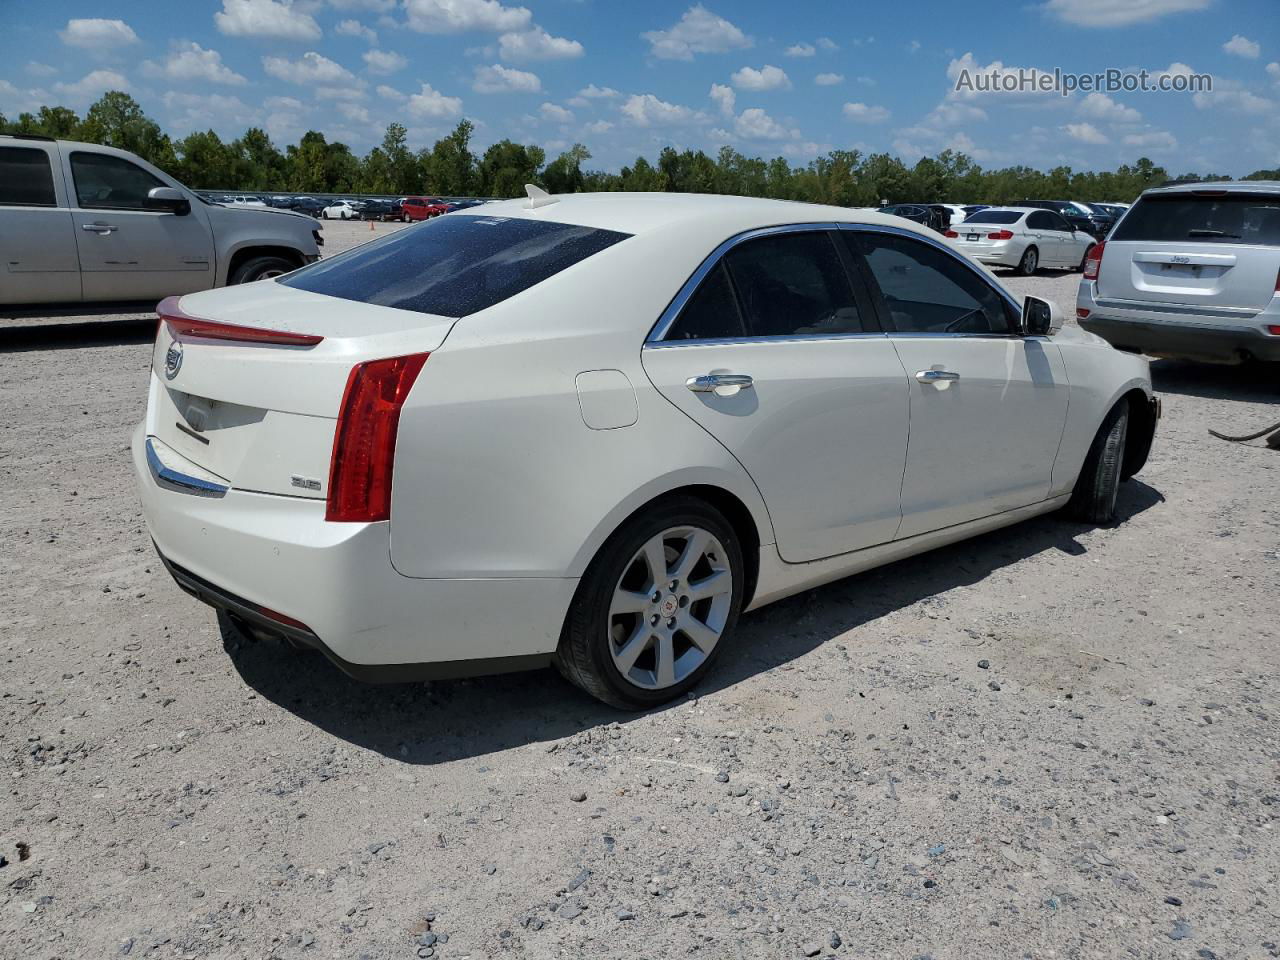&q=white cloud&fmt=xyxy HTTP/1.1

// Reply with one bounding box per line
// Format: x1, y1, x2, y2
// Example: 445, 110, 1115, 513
1077, 92, 1141, 123
315, 84, 367, 101
815, 72, 843, 86
734, 107, 797, 140
363, 49, 407, 73
143, 42, 248, 86
643, 5, 752, 61
263, 51, 356, 86
376, 84, 405, 100
59, 18, 138, 49
709, 82, 735, 117
843, 102, 890, 122
473, 63, 541, 93
584, 119, 613, 134
540, 101, 573, 123
53, 70, 129, 103
817, 37, 837, 51
163, 91, 257, 131
1268, 62, 1280, 82
1063, 122, 1109, 144
1122, 129, 1177, 149
215, 0, 322, 41
498, 27, 584, 61
620, 93, 708, 126
1222, 35, 1260, 59
731, 64, 790, 91
265, 95, 304, 110
1041, 0, 1210, 27
336, 19, 378, 42
26, 62, 58, 78
947, 52, 1060, 103
403, 0, 532, 33
337, 102, 371, 123
329, 0, 395, 11
785, 43, 815, 58
407, 82, 463, 118
908, 39, 921, 53
578, 84, 619, 99
1193, 85, 1272, 114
